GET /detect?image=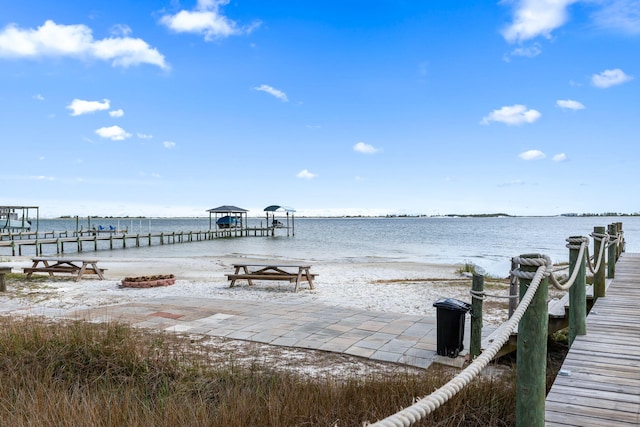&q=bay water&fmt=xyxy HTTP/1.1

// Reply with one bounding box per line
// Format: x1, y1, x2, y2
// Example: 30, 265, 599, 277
22, 216, 640, 277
